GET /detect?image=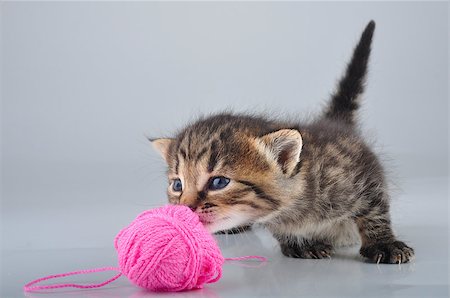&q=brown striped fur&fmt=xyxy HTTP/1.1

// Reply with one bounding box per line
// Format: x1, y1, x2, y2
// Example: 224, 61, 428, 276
151, 21, 414, 264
